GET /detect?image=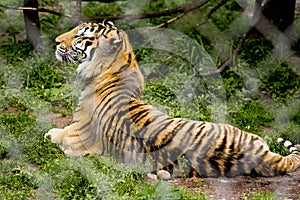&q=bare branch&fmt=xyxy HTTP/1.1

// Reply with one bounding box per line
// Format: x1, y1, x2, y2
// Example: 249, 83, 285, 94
0, 4, 73, 18
197, 0, 229, 26
0, 3, 37, 11
81, 0, 212, 21
1, 0, 212, 23
154, 13, 185, 29
195, 27, 252, 77
78, 0, 126, 2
